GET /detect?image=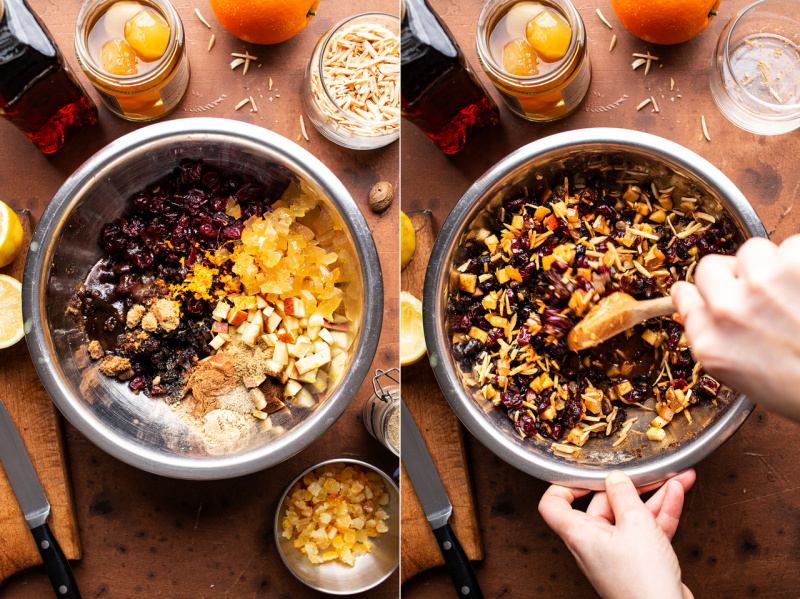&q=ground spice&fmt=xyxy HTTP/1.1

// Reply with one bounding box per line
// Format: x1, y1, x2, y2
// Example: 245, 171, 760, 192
150, 298, 180, 332
217, 385, 257, 415
185, 354, 236, 416
387, 407, 399, 451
